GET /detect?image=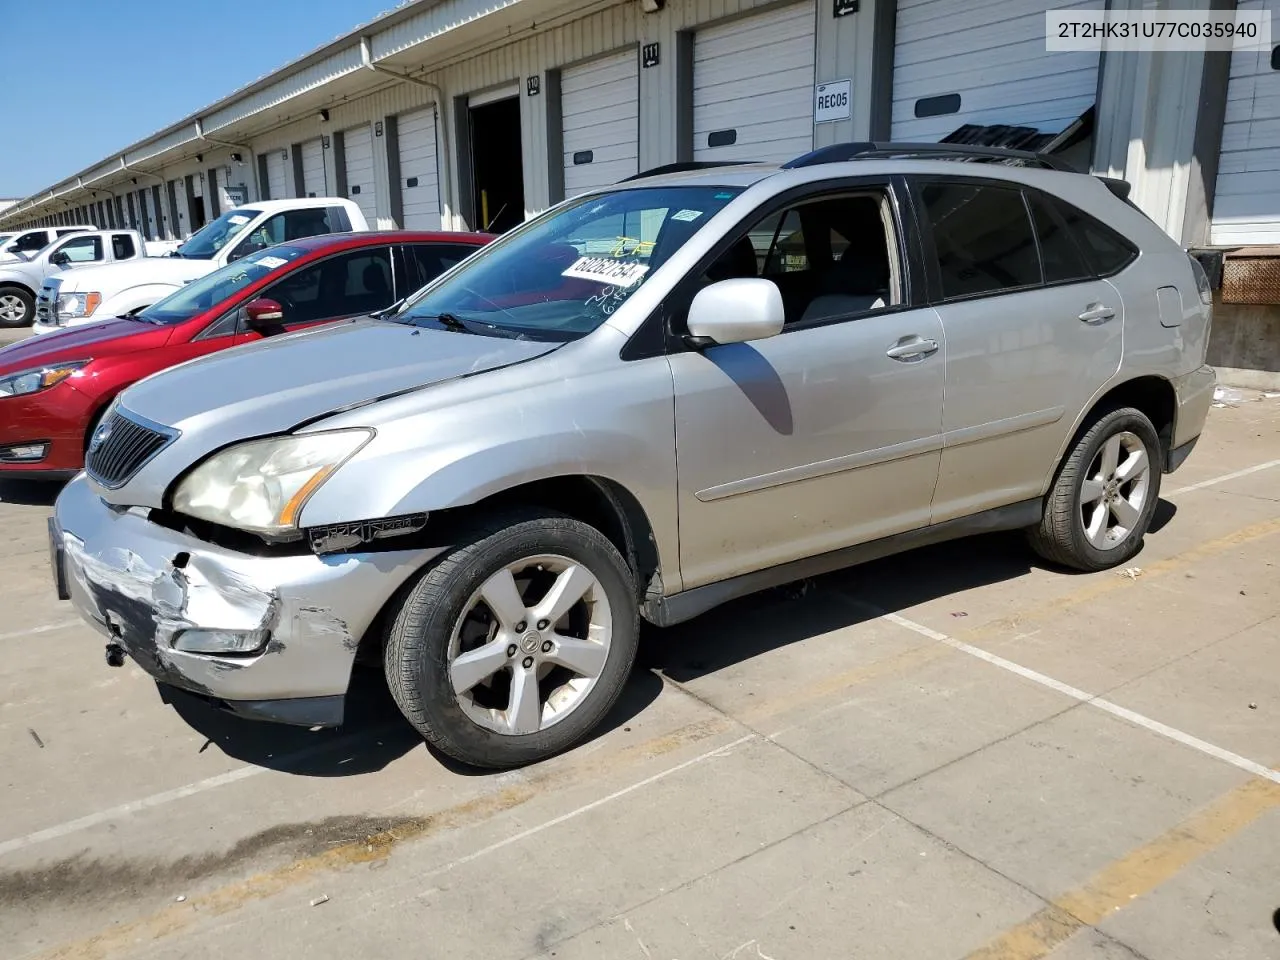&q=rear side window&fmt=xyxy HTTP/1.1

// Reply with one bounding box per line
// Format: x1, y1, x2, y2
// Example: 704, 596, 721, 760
919, 182, 1041, 299
112, 234, 136, 259
327, 206, 353, 232
405, 243, 482, 289
1050, 198, 1138, 276
1027, 193, 1091, 284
